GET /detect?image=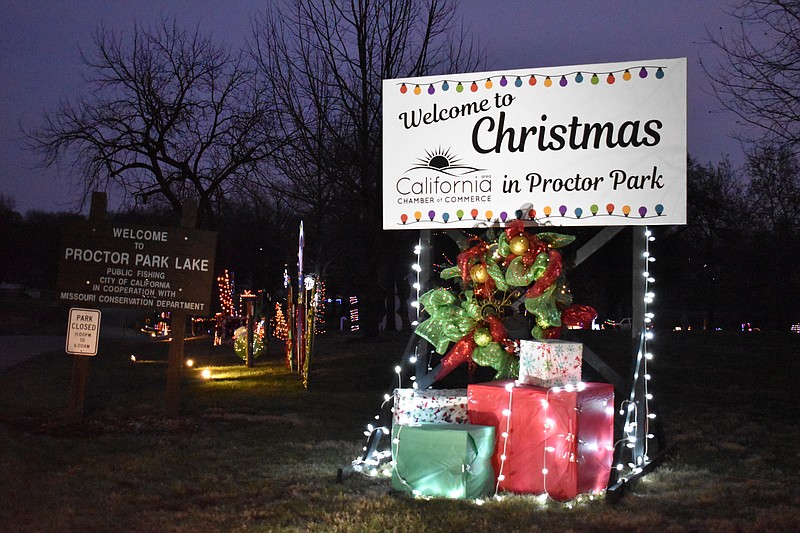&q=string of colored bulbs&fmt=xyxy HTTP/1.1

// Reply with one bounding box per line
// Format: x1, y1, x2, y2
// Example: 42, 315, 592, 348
399, 65, 666, 95
399, 204, 666, 226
